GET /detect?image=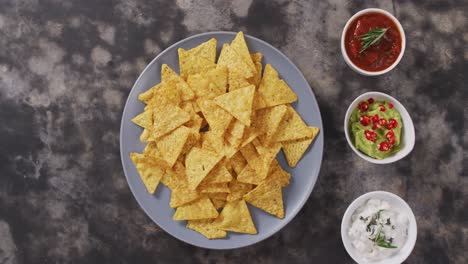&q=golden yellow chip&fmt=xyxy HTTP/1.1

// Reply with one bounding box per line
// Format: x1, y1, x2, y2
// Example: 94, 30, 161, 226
152, 105, 190, 139
248, 53, 263, 87
132, 109, 153, 129
160, 162, 187, 190
244, 181, 284, 219
161, 64, 195, 101
143, 142, 162, 159
170, 186, 199, 208
173, 196, 219, 220
214, 85, 255, 126
201, 130, 225, 153
275, 106, 316, 142
140, 128, 152, 142
202, 165, 233, 184
185, 147, 223, 190
178, 38, 217, 79
210, 199, 226, 210
282, 127, 319, 167
187, 74, 225, 99
199, 183, 230, 194
201, 66, 228, 93
145, 82, 182, 110
138, 83, 160, 104
240, 142, 278, 180
212, 199, 257, 234
208, 193, 228, 201
217, 44, 254, 79
130, 153, 167, 194
258, 64, 297, 107
228, 152, 247, 175
231, 32, 256, 72
197, 99, 233, 136
226, 179, 253, 202
240, 126, 260, 148
237, 164, 262, 185
266, 160, 291, 187
252, 105, 287, 143
228, 71, 251, 92
227, 119, 245, 139
156, 126, 191, 167
187, 219, 227, 239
